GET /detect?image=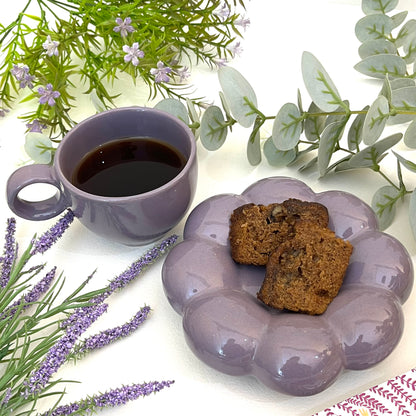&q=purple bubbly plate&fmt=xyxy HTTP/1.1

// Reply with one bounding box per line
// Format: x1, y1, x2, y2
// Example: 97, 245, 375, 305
161, 176, 414, 396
